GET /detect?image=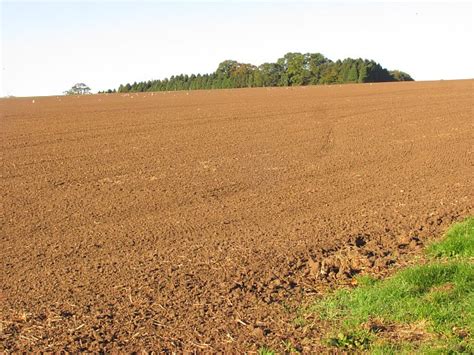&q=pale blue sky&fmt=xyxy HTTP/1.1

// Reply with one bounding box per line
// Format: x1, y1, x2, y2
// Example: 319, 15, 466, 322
1, 1, 472, 97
